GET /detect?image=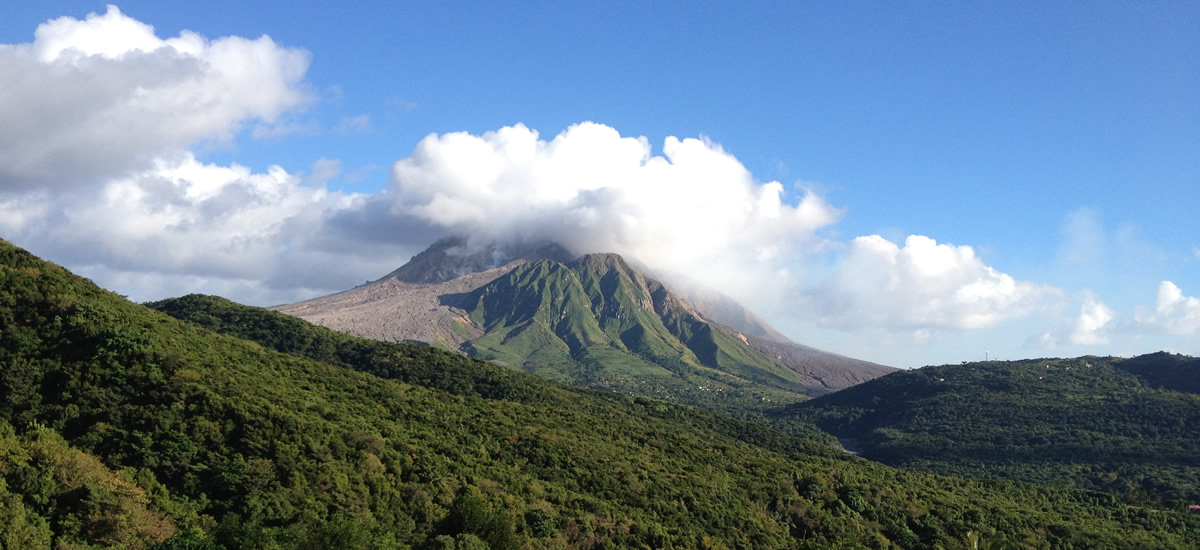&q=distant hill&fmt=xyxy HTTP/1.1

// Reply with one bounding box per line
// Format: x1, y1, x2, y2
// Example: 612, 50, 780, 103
778, 356, 1200, 504
5, 238, 1200, 548
1113, 351, 1200, 394
276, 237, 894, 408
